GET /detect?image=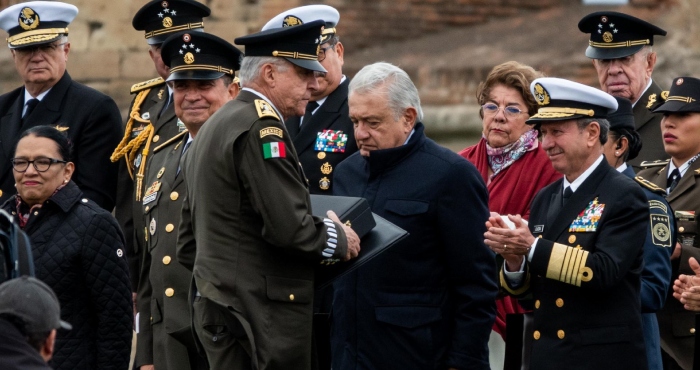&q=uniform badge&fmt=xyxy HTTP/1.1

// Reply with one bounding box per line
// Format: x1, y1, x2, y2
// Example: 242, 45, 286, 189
260, 127, 283, 139
533, 225, 544, 233
255, 100, 280, 121
533, 83, 550, 106
143, 181, 161, 205
661, 91, 669, 100
134, 153, 143, 168
131, 124, 145, 139
18, 7, 39, 31
149, 218, 157, 236
569, 198, 605, 232
283, 15, 303, 27
650, 214, 672, 247
319, 177, 330, 190
184, 52, 194, 64
315, 130, 348, 153
677, 78, 684, 86
646, 94, 657, 109
317, 152, 326, 160
158, 89, 165, 100
177, 118, 186, 133
141, 112, 151, 121
157, 167, 165, 179
320, 162, 333, 175
262, 142, 286, 159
